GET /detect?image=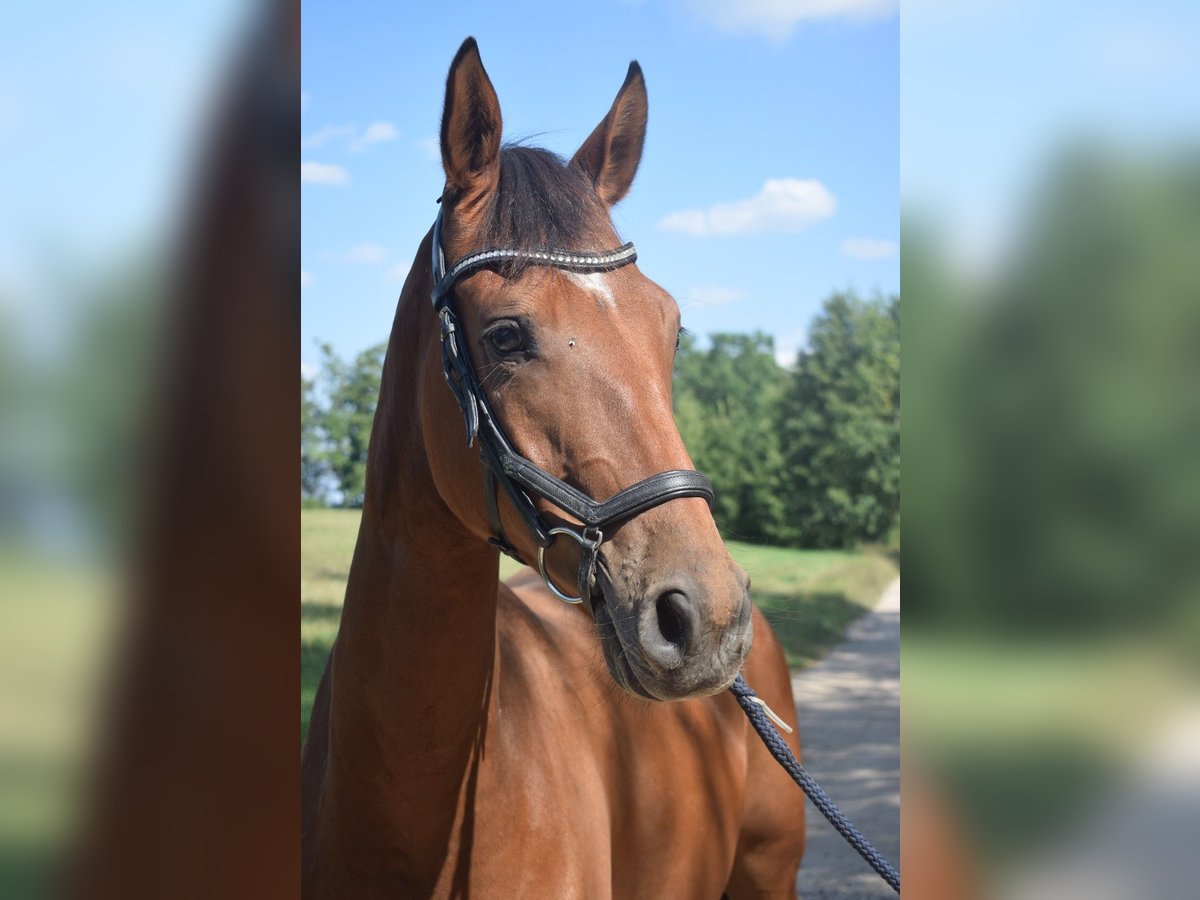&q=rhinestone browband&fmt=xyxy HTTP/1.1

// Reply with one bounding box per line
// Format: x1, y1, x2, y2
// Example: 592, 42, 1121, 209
434, 242, 638, 303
